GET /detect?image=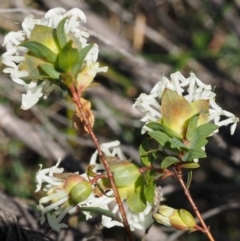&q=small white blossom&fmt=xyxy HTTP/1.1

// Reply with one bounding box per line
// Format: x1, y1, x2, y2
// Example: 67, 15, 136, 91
36, 141, 155, 232
36, 156, 114, 232
102, 202, 153, 231
133, 71, 239, 135
1, 7, 106, 110
35, 158, 64, 193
